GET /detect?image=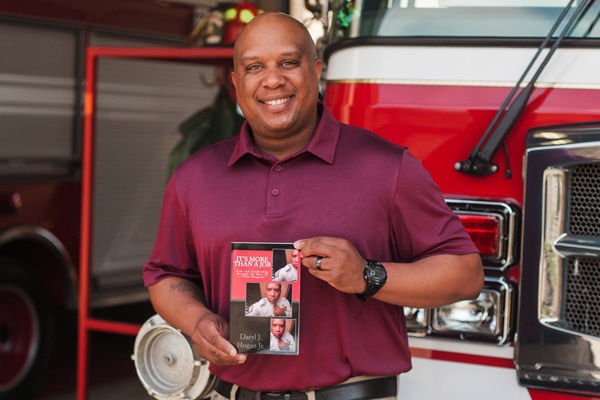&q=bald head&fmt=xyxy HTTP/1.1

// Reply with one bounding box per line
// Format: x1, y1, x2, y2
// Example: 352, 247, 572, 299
233, 12, 318, 65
